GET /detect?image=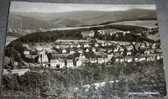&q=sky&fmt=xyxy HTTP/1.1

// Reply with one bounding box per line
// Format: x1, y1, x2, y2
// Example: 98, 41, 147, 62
10, 1, 156, 13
